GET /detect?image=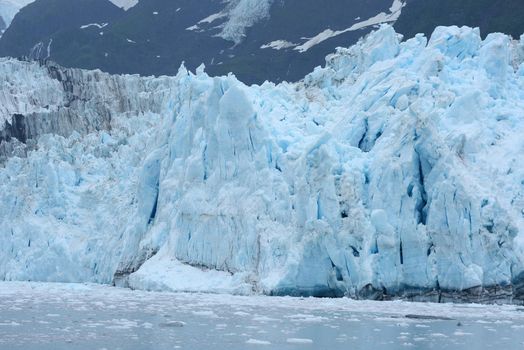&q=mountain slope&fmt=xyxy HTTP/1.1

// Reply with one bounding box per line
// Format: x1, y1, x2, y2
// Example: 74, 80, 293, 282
0, 0, 32, 28
0, 0, 405, 83
395, 0, 524, 39
1, 0, 524, 83
0, 0, 124, 63
1, 25, 524, 302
